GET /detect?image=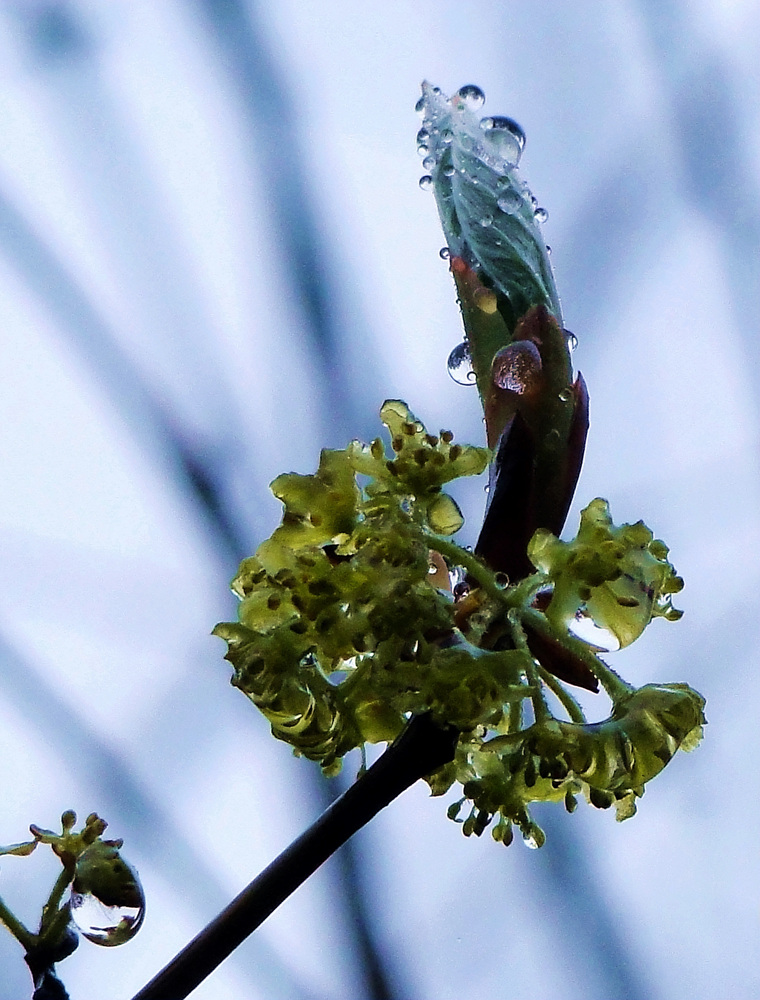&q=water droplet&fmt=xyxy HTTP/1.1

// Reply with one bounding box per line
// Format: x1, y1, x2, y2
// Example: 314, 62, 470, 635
523, 833, 540, 850
545, 244, 552, 255
568, 609, 620, 652
70, 843, 145, 946
70, 891, 144, 946
480, 116, 526, 166
415, 97, 425, 115
453, 581, 471, 600
416, 128, 429, 144
443, 163, 455, 177
417, 144, 429, 158
479, 214, 493, 228
456, 84, 485, 110
439, 247, 451, 260
440, 128, 453, 144
447, 342, 476, 385
492, 341, 543, 395
558, 388, 573, 403
422, 154, 436, 171
565, 330, 578, 351
419, 175, 433, 191
497, 189, 522, 213
534, 206, 549, 224
494, 572, 510, 588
